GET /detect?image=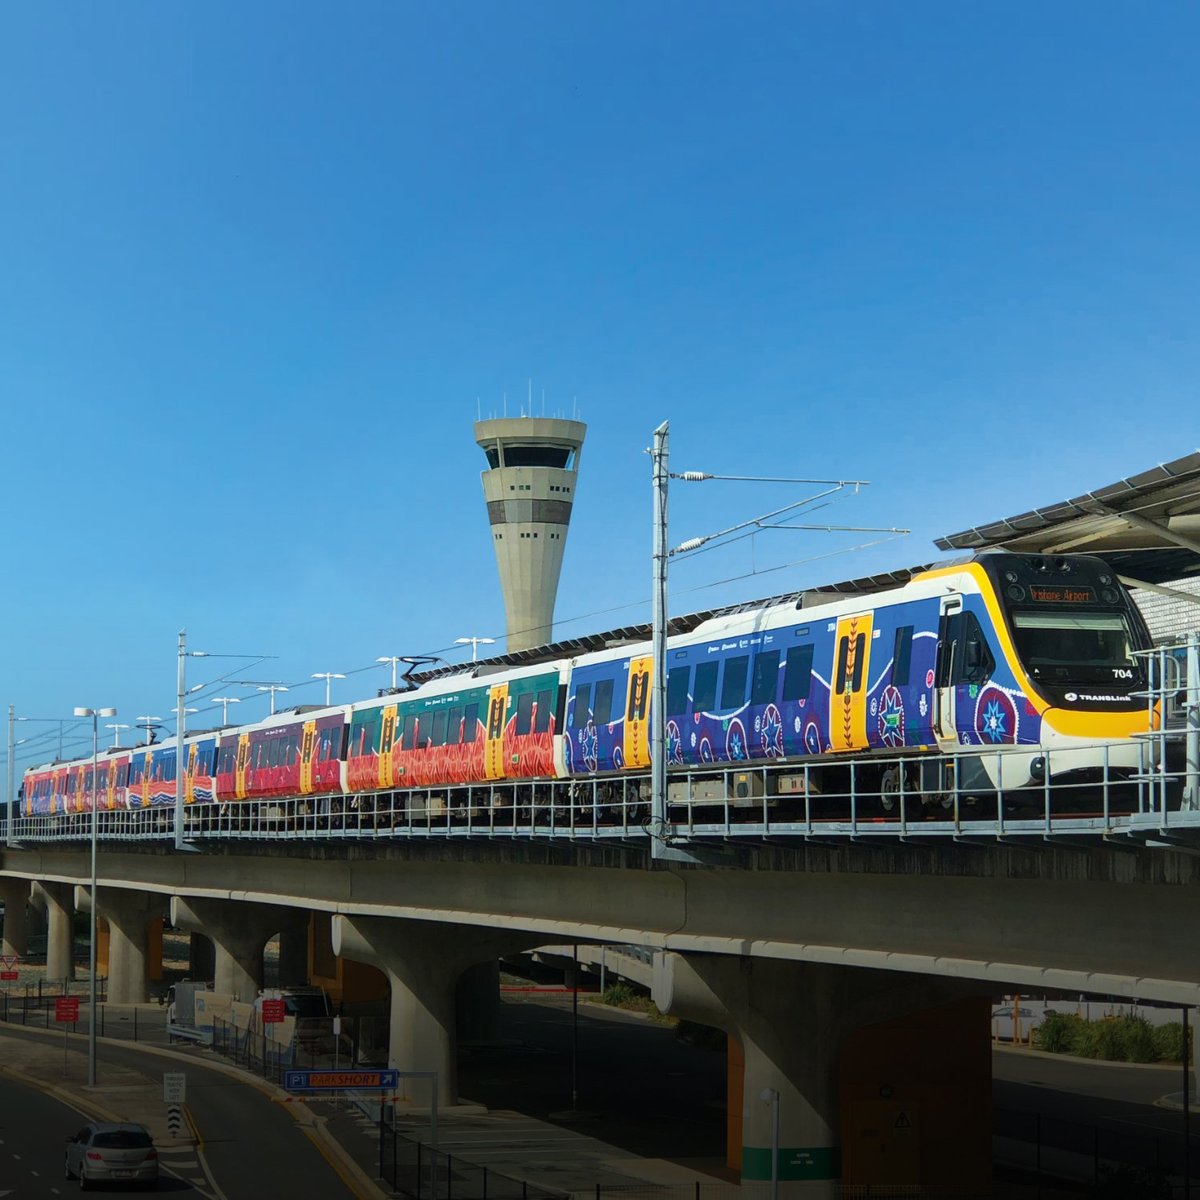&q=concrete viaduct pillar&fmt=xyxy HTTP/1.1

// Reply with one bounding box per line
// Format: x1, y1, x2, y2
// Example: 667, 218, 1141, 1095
172, 897, 307, 1002
0, 876, 30, 958
76, 886, 163, 1005
654, 953, 990, 1197
333, 916, 537, 1104
32, 881, 75, 983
